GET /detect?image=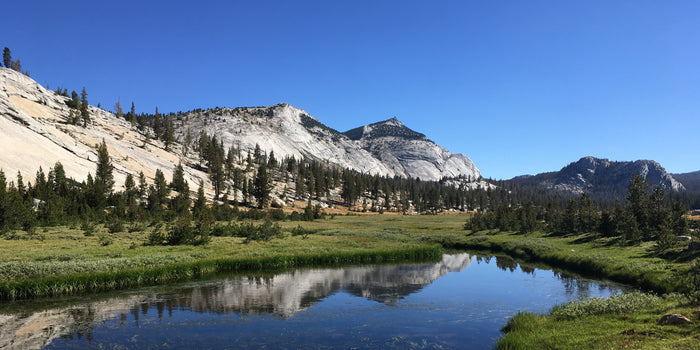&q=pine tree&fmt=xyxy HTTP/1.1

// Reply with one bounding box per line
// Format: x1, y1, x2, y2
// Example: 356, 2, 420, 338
647, 186, 668, 240
0, 170, 6, 229
138, 171, 148, 199
153, 107, 162, 140
129, 102, 136, 126
51, 162, 68, 197
80, 87, 90, 127
192, 180, 207, 220
115, 100, 123, 119
10, 59, 21, 72
163, 115, 175, 150
124, 173, 137, 207
95, 140, 114, 194
253, 162, 270, 208
183, 129, 192, 156
670, 200, 690, 236
627, 173, 650, 232
2, 47, 10, 68
148, 169, 170, 213
170, 162, 188, 193
153, 169, 170, 204
206, 136, 226, 199
67, 90, 80, 110
170, 163, 191, 215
